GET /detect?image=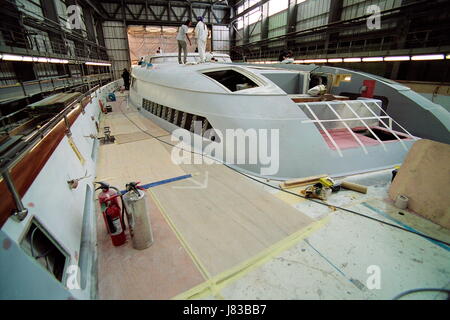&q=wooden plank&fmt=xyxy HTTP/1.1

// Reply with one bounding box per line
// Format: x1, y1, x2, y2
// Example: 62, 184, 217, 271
81, 96, 92, 109
389, 139, 450, 229
280, 174, 328, 189
95, 102, 314, 281
114, 131, 152, 144
96, 138, 186, 189
99, 112, 168, 137
152, 163, 314, 277
102, 96, 169, 137
7, 116, 46, 136
128, 113, 169, 137
291, 97, 322, 103
341, 181, 368, 194
95, 106, 206, 298
29, 92, 82, 110
100, 116, 141, 135
97, 191, 205, 299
